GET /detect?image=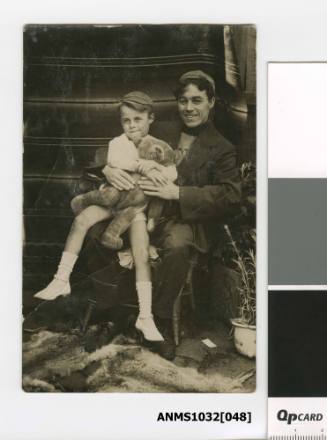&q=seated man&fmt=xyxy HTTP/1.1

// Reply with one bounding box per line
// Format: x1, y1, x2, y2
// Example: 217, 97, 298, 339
83, 70, 241, 360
